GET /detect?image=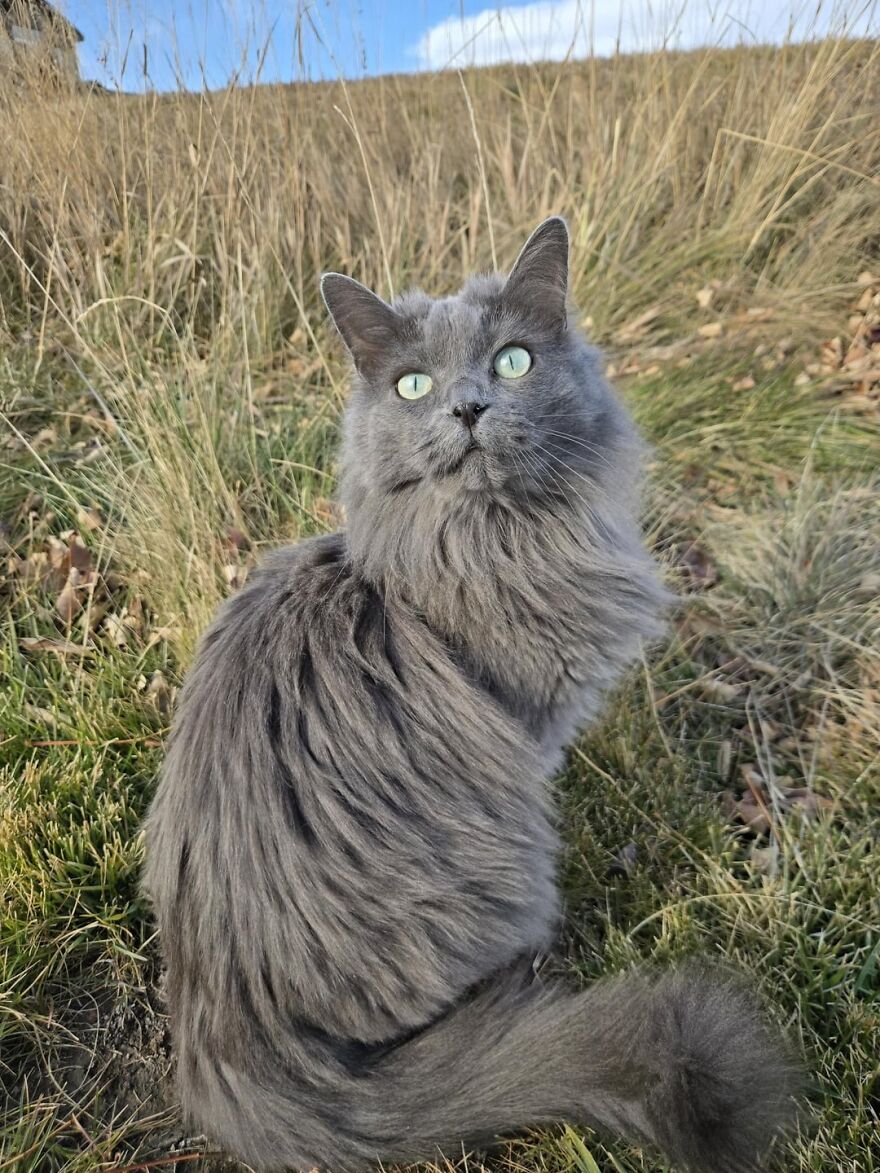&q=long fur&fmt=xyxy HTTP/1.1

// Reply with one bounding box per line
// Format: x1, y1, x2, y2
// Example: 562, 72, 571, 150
143, 218, 800, 1170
